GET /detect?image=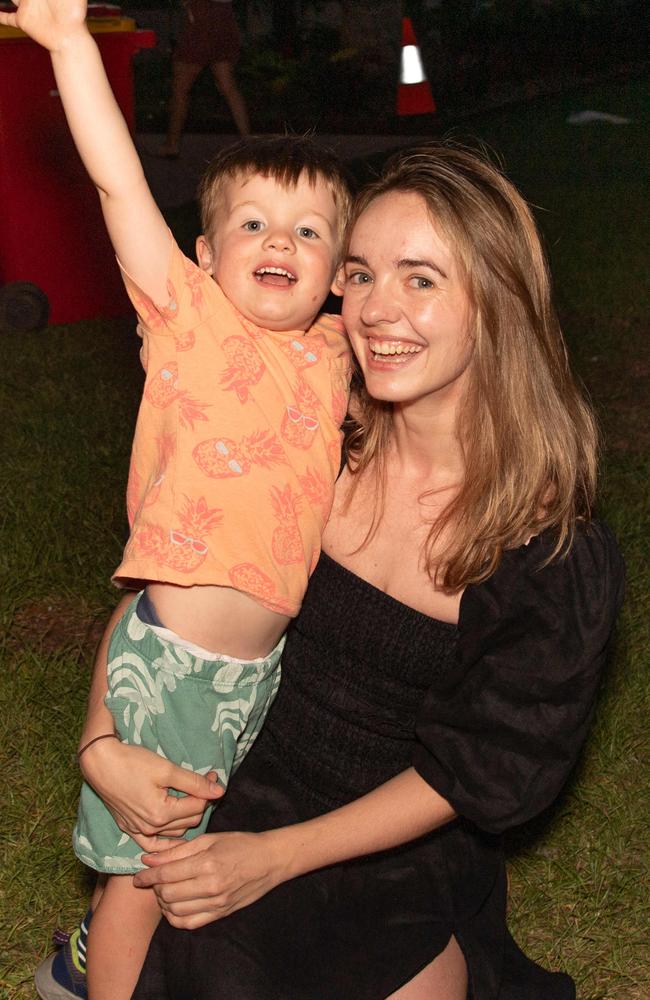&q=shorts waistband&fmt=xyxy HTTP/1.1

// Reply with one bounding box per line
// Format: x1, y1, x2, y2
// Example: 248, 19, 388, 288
130, 591, 285, 666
